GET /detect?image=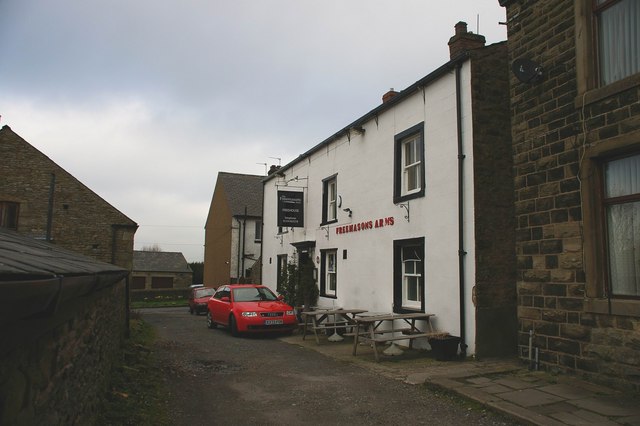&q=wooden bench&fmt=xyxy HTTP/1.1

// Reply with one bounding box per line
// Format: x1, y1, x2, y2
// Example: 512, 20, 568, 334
368, 332, 441, 344
301, 309, 367, 344
351, 312, 439, 361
